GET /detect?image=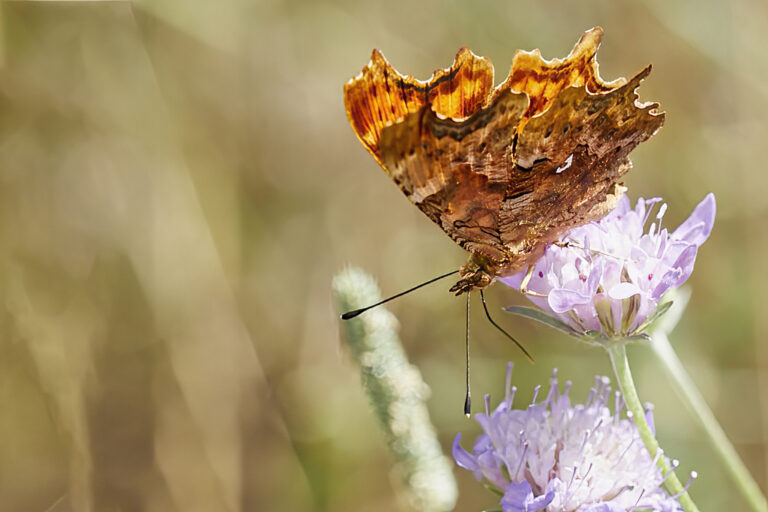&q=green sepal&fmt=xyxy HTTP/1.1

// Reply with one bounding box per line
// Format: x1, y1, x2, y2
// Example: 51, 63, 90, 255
483, 483, 504, 497
632, 301, 673, 335
503, 305, 584, 337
